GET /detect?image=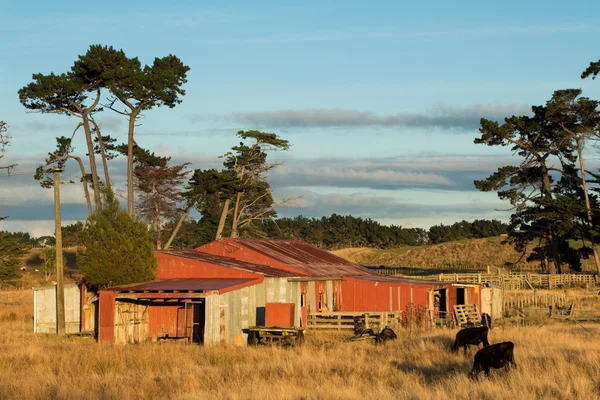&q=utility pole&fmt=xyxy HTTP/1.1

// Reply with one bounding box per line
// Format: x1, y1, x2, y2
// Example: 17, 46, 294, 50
52, 166, 66, 337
